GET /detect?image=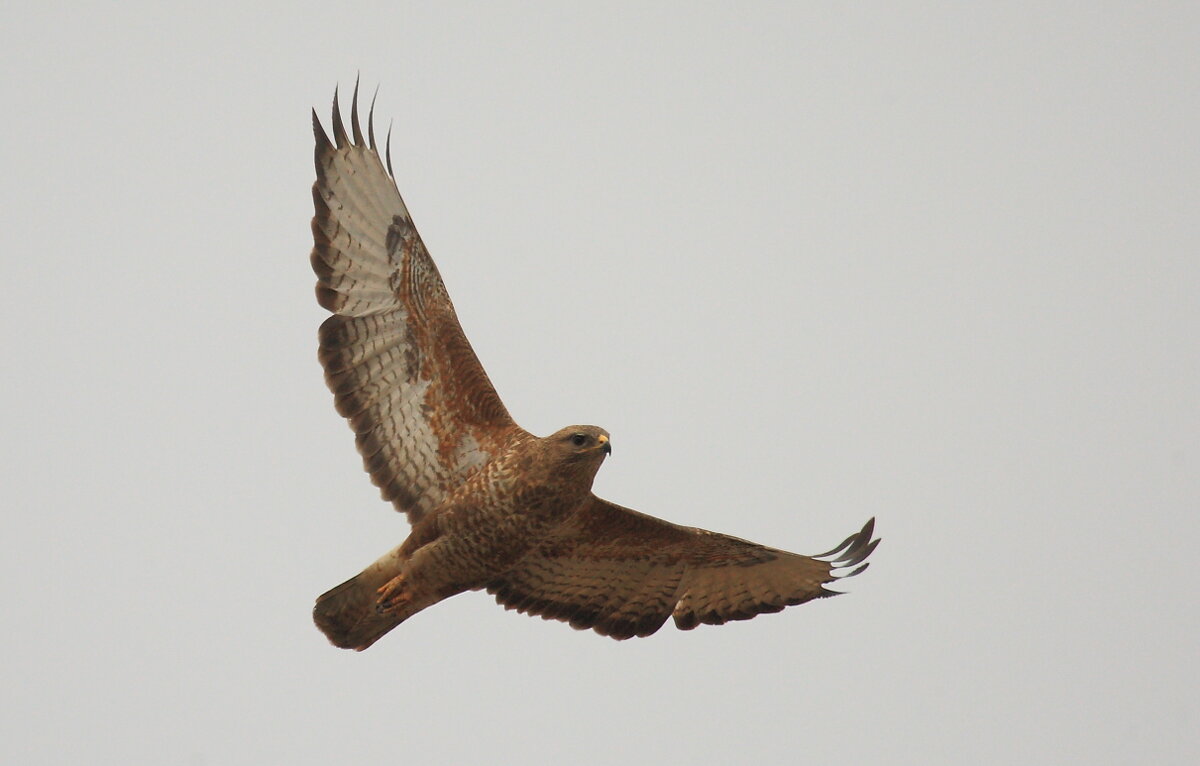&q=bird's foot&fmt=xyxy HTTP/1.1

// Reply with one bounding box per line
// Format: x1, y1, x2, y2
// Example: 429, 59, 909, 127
376, 574, 412, 613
